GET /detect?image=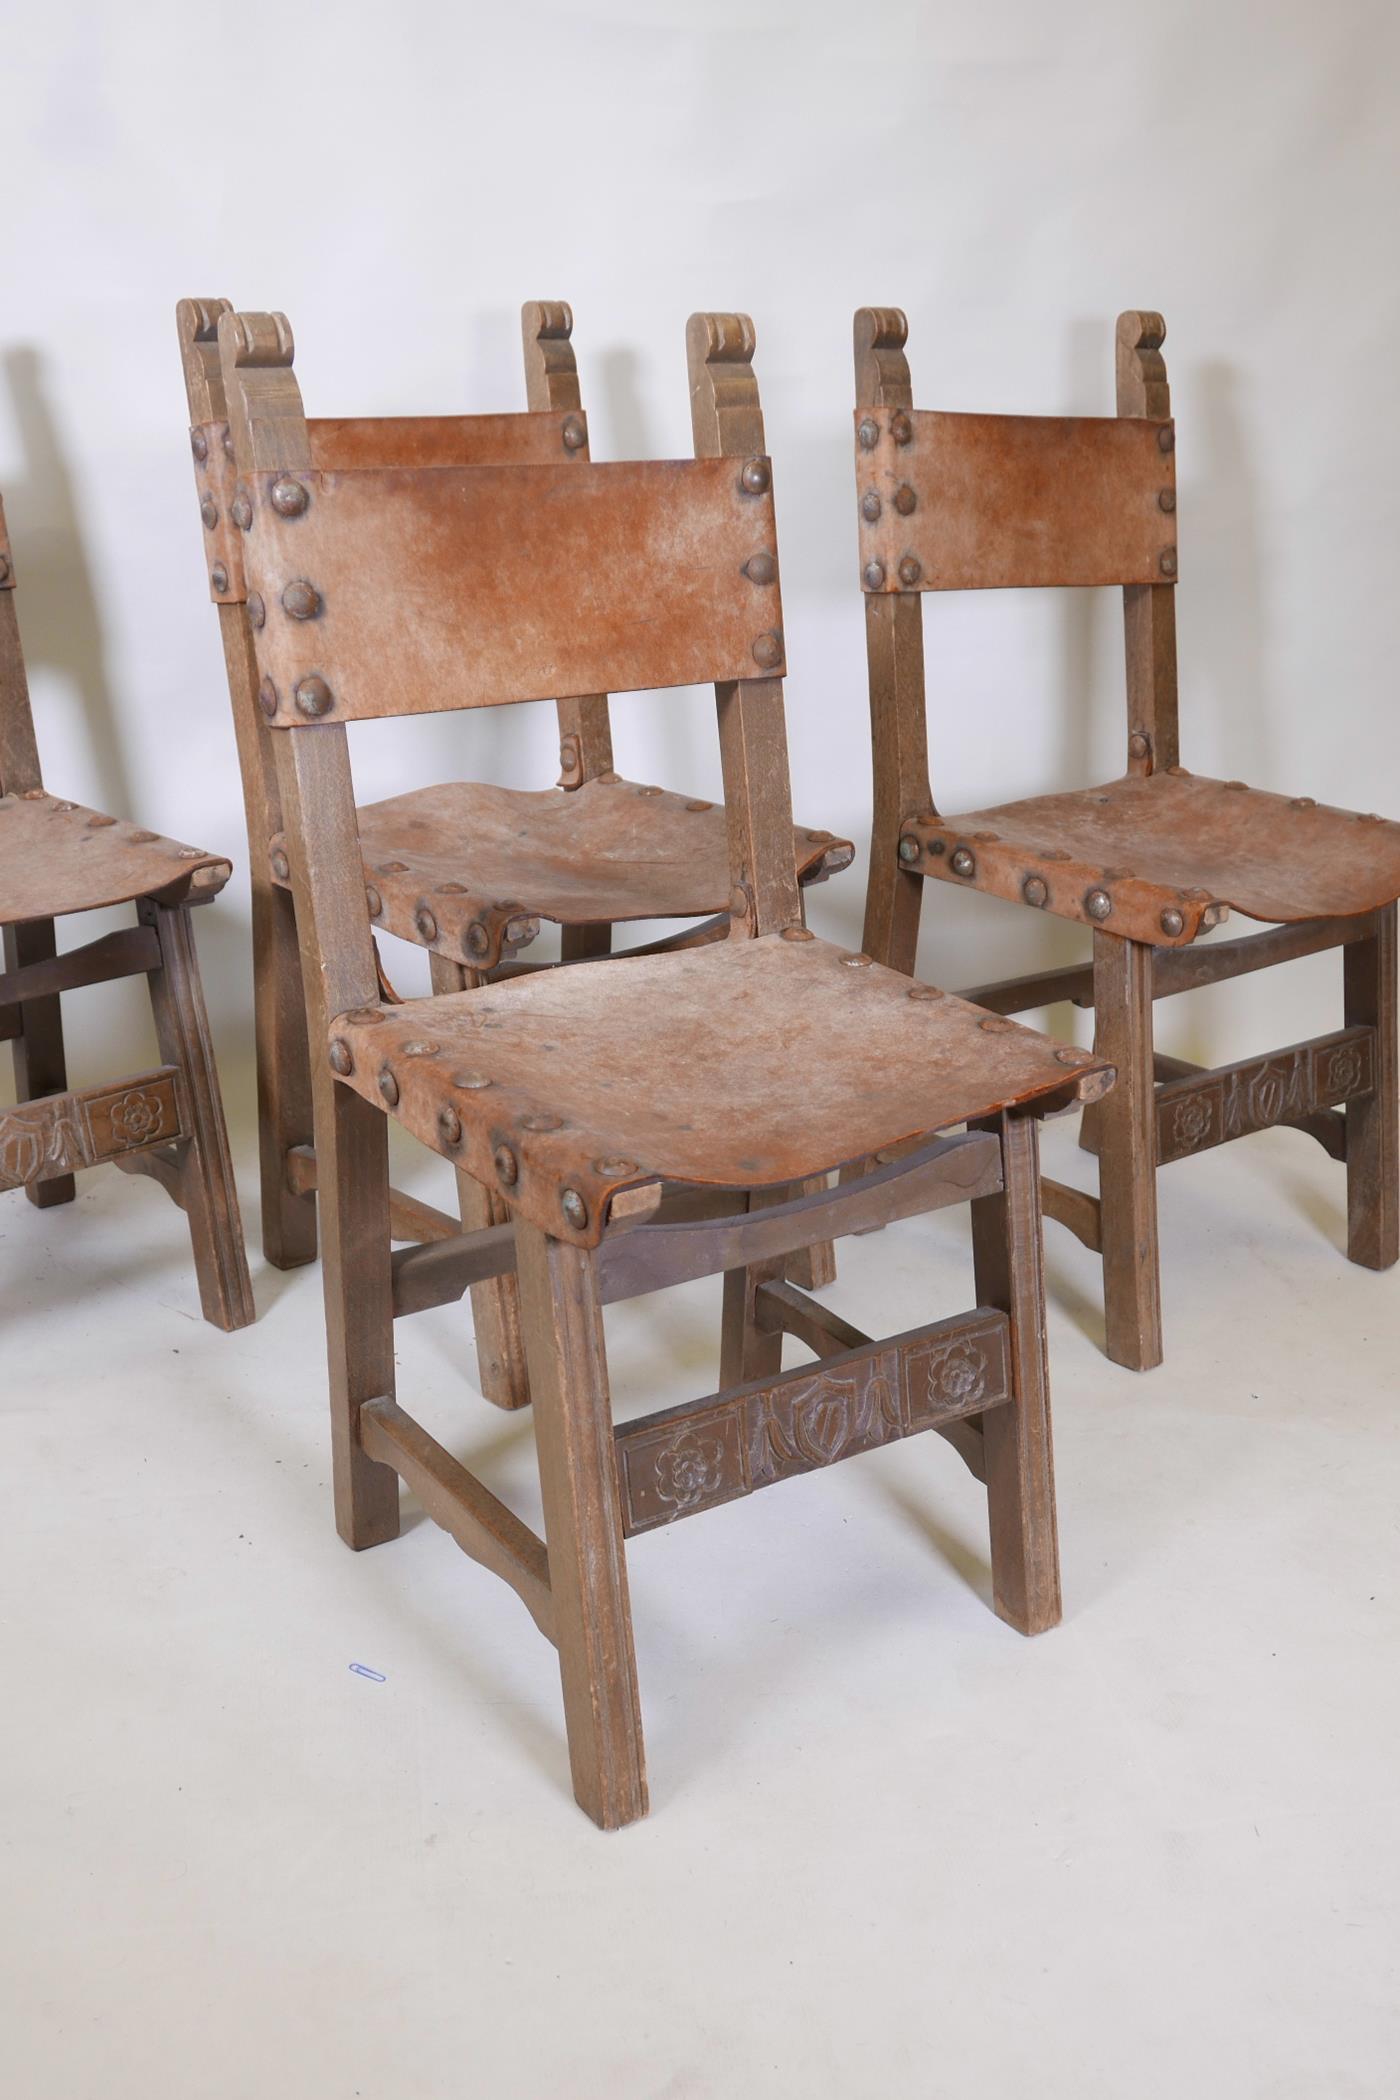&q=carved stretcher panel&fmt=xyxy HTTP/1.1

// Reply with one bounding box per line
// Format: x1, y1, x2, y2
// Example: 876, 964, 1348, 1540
328, 931, 1114, 1245
855, 409, 1176, 592
0, 1067, 183, 1189
269, 777, 851, 969
1156, 1026, 1374, 1165
307, 411, 587, 471
0, 793, 231, 926
900, 770, 1400, 945
614, 1306, 1012, 1534
244, 456, 785, 724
